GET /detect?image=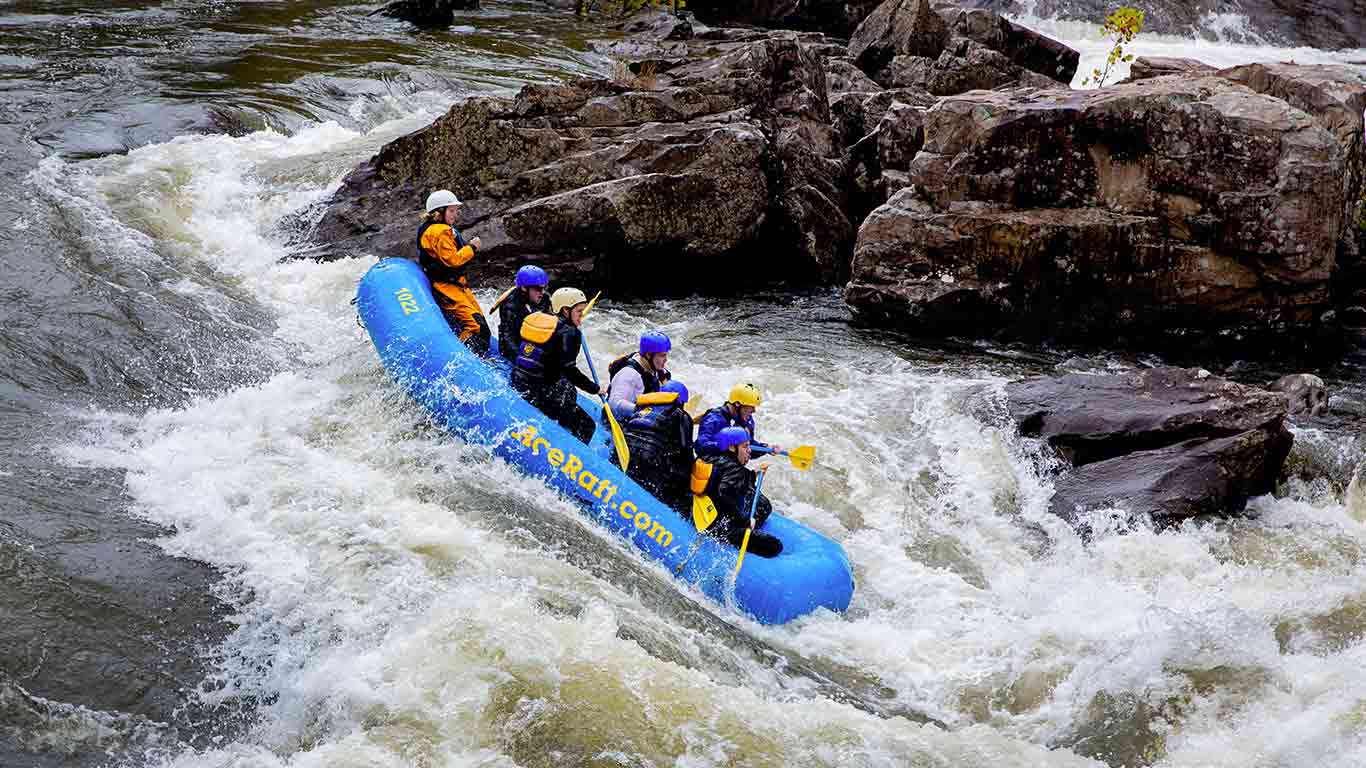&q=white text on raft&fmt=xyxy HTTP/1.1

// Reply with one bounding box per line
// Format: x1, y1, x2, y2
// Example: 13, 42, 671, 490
510, 425, 674, 548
